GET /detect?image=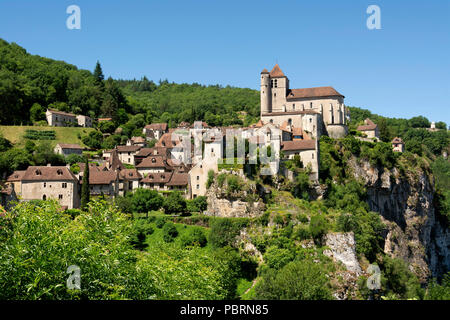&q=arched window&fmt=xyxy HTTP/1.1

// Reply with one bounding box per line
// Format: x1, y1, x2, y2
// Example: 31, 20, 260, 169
288, 119, 292, 126
42, 195, 46, 200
